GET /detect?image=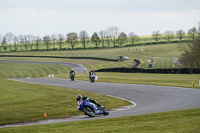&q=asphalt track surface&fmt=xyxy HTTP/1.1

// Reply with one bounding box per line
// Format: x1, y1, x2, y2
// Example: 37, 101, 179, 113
1, 78, 200, 128
1, 60, 200, 128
